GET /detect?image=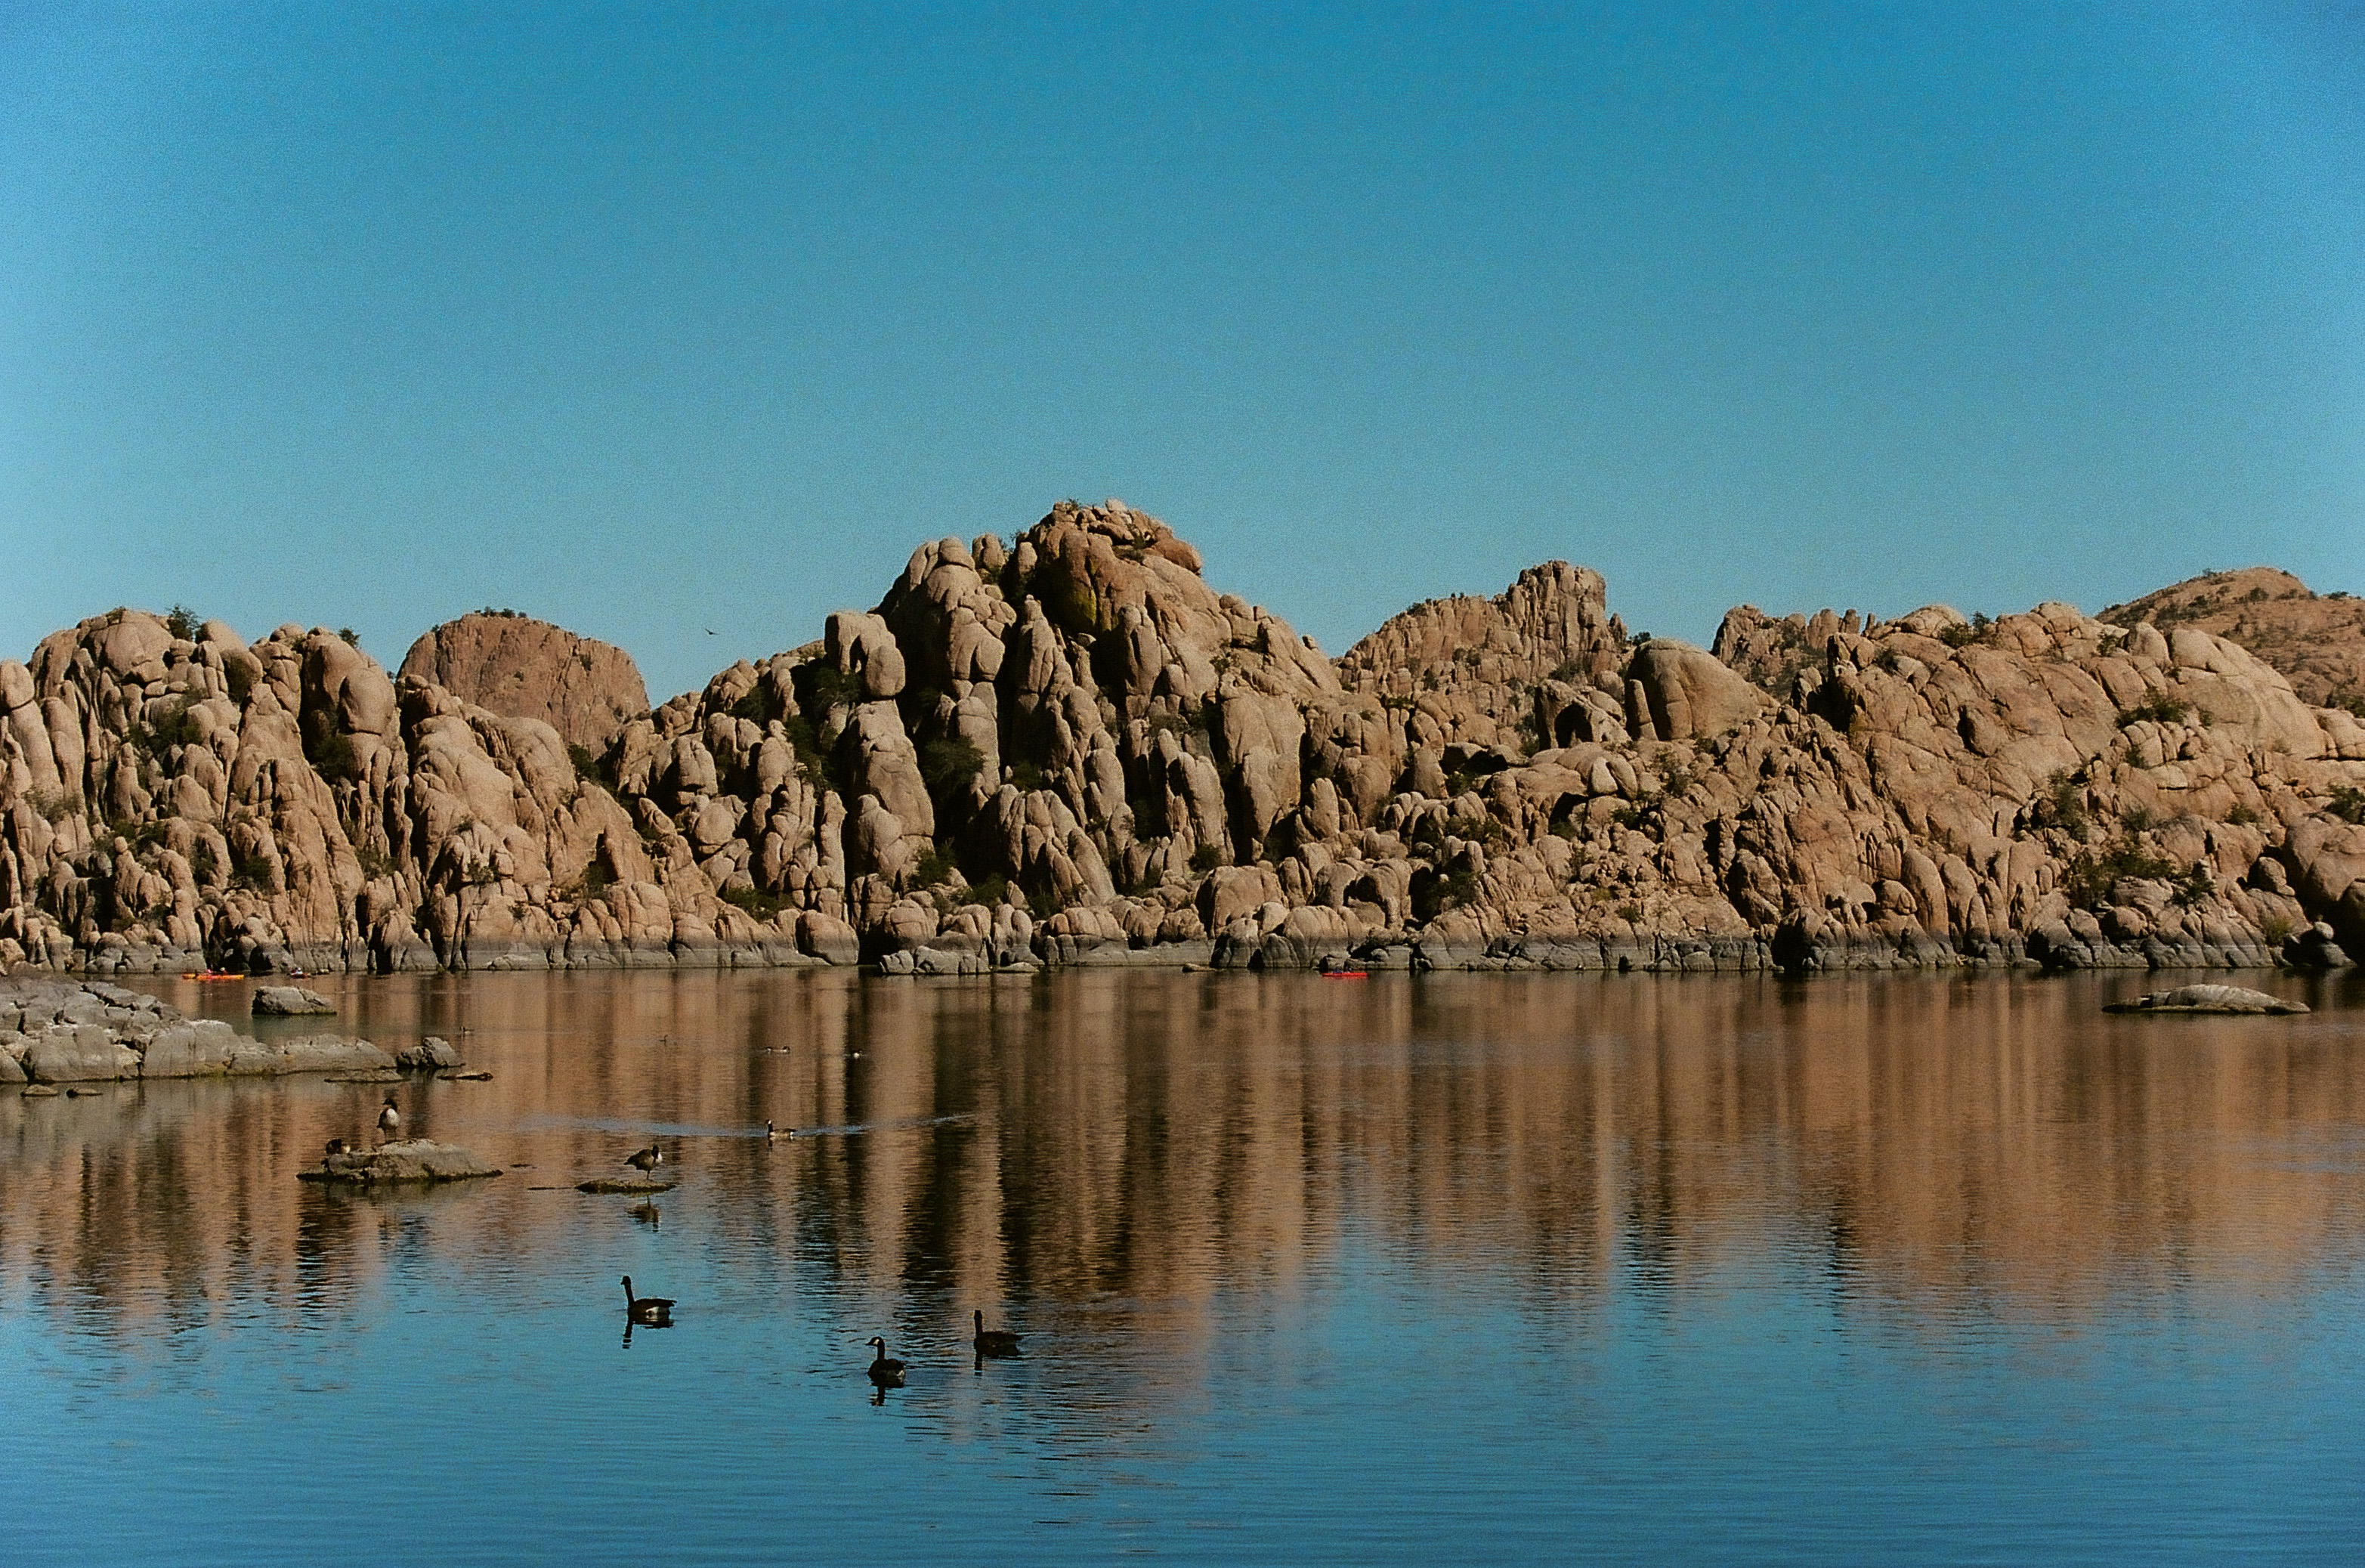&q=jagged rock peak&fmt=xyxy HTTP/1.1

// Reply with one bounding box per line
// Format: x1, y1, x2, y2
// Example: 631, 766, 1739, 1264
1711, 605, 1867, 694
399, 611, 649, 755
1337, 561, 1626, 699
